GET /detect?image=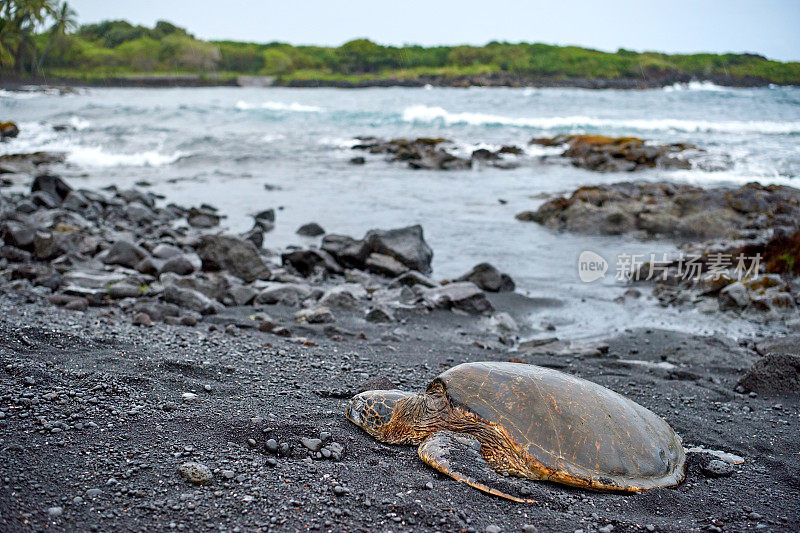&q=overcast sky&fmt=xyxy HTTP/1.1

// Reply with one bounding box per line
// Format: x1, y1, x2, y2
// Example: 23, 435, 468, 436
68, 0, 800, 61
